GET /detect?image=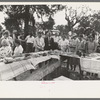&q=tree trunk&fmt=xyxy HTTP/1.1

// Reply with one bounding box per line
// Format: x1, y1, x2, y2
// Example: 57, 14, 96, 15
67, 20, 72, 32
24, 5, 30, 38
